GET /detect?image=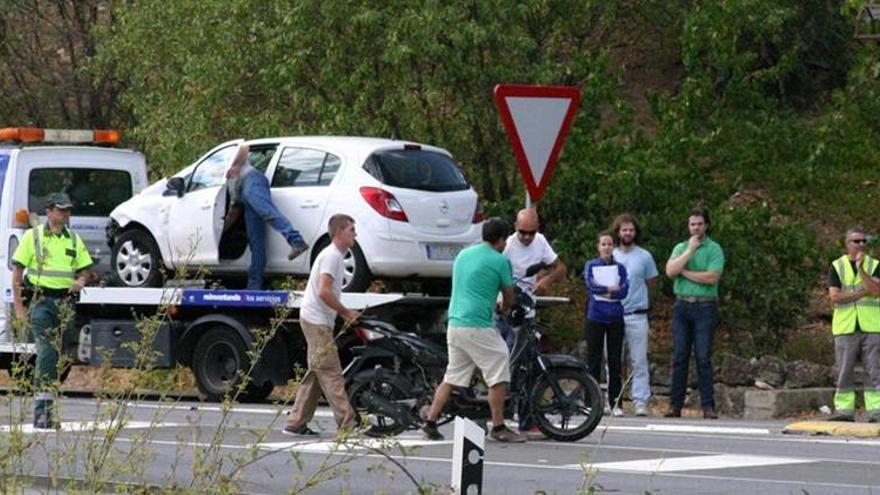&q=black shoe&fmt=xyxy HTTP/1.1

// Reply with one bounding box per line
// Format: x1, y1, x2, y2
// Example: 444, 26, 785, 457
664, 406, 682, 418
288, 241, 309, 261
827, 413, 855, 422
33, 414, 59, 430
281, 425, 319, 437
421, 421, 444, 441
702, 407, 719, 420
